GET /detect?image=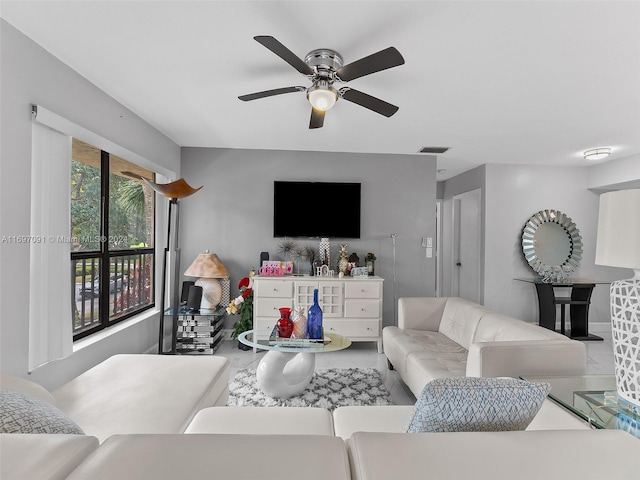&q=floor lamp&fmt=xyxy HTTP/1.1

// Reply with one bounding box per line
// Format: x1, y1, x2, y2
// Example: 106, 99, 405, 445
595, 189, 640, 411
143, 178, 202, 354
